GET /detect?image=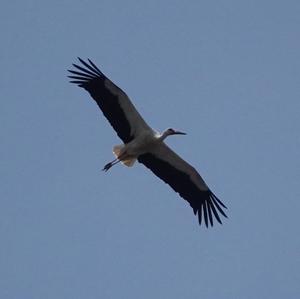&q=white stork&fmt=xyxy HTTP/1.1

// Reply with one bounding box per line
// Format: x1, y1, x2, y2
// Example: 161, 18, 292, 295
68, 58, 227, 227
